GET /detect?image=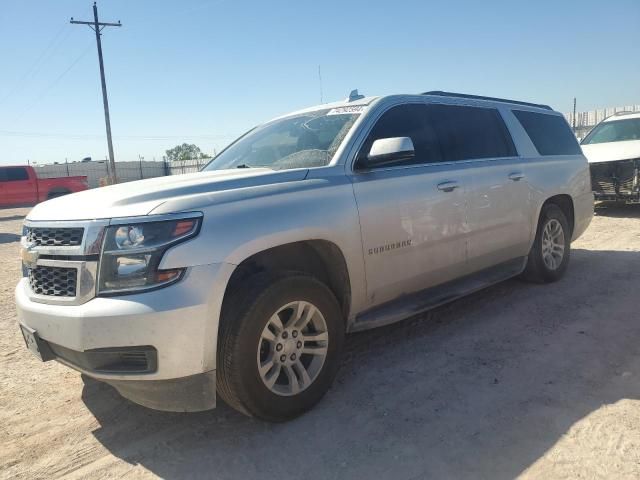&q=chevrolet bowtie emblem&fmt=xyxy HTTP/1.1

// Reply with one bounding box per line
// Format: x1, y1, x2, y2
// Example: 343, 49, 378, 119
20, 246, 39, 268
